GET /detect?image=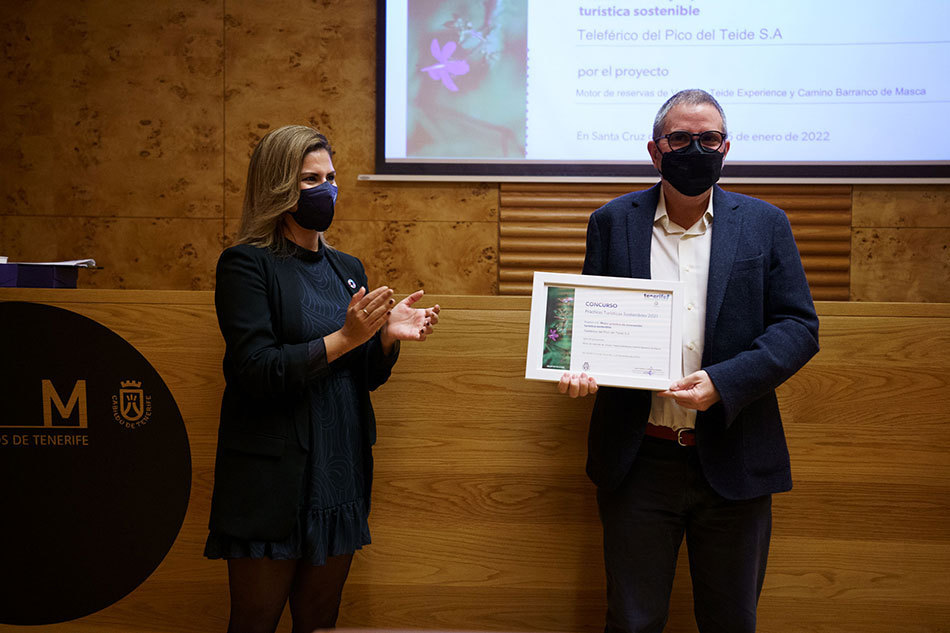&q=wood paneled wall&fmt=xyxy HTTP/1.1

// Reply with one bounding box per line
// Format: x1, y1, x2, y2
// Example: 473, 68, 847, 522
1, 289, 947, 633
0, 0, 498, 295
498, 183, 852, 300
0, 3, 948, 302
851, 185, 950, 302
